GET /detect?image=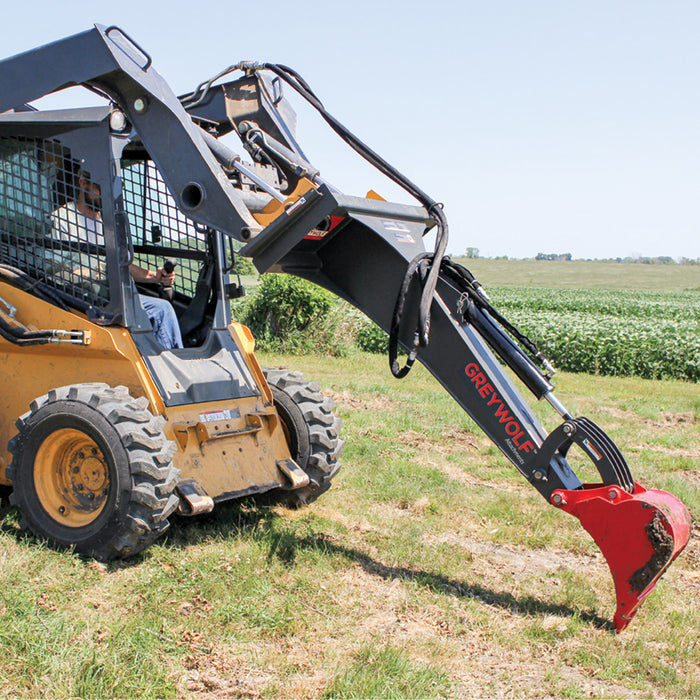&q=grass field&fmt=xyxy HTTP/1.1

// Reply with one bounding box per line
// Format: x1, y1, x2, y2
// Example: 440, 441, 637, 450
451, 257, 700, 291
0, 349, 698, 698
